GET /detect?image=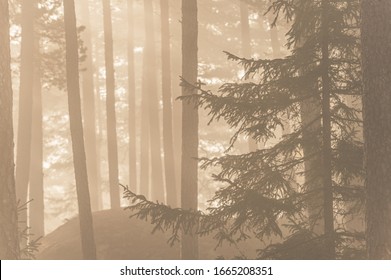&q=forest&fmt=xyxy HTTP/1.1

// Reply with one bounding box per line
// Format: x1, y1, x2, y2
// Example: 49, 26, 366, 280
0, 0, 390, 260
